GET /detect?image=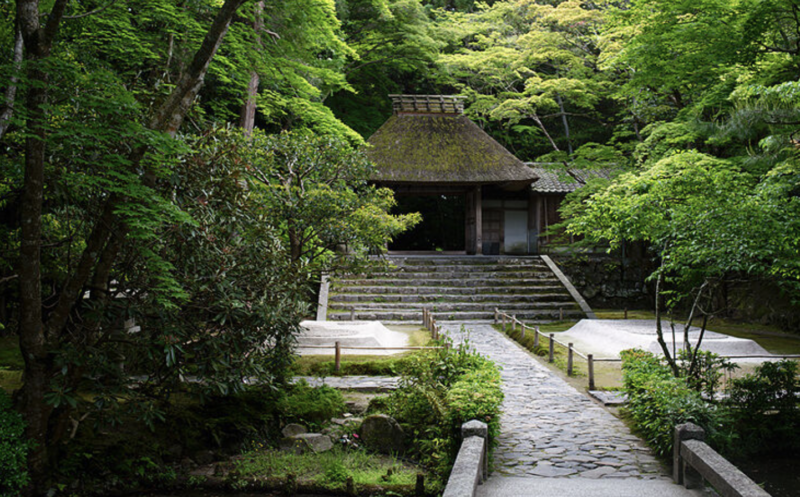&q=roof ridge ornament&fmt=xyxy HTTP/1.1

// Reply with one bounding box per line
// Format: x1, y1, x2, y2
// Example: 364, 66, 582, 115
389, 94, 466, 115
